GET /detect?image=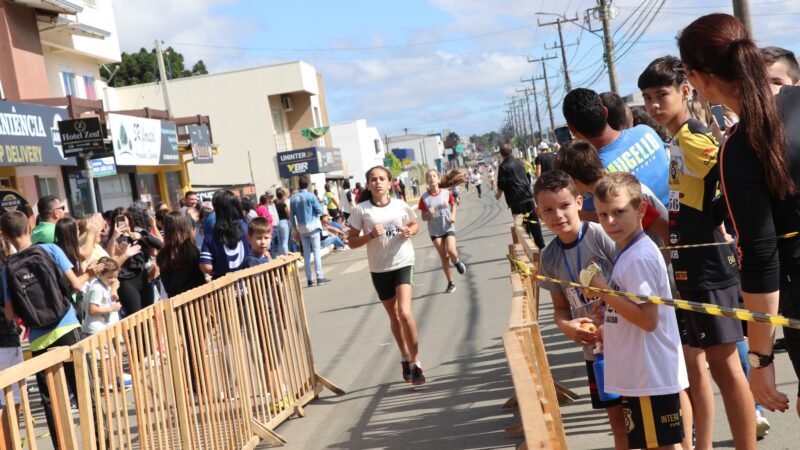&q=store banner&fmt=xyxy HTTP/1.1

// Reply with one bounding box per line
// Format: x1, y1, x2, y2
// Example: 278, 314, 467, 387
188, 124, 213, 164
277, 148, 319, 177
0, 101, 77, 166
58, 117, 104, 157
108, 114, 180, 166
90, 156, 117, 178
317, 146, 343, 173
